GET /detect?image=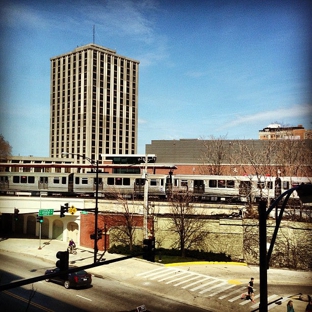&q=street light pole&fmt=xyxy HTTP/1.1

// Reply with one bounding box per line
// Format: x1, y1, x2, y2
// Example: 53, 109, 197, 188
61, 152, 99, 264
94, 159, 99, 263
143, 155, 148, 239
